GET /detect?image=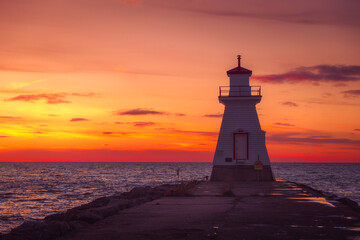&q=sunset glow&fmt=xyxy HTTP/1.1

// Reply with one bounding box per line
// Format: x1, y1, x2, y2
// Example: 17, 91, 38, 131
0, 0, 359, 162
